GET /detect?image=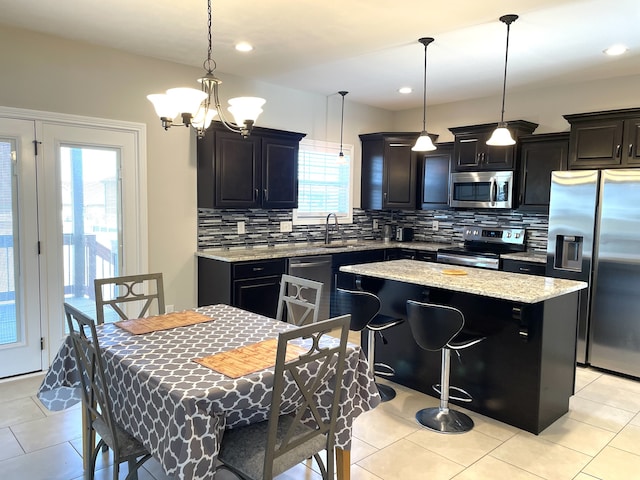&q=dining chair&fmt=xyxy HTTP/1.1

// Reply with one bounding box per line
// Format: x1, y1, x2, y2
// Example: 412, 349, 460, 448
63, 302, 152, 480
94, 273, 165, 324
275, 274, 323, 325
216, 314, 351, 480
